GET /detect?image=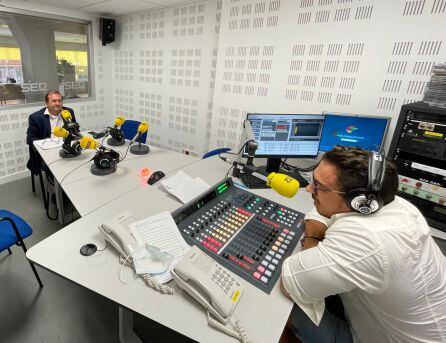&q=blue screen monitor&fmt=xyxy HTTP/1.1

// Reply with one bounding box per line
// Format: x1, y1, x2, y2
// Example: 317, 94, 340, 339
245, 113, 325, 172
319, 113, 391, 153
